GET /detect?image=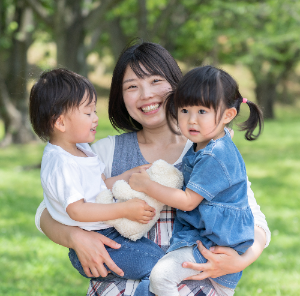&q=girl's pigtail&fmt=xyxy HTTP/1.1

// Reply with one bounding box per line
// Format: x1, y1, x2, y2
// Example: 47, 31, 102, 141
165, 91, 181, 135
238, 98, 264, 141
